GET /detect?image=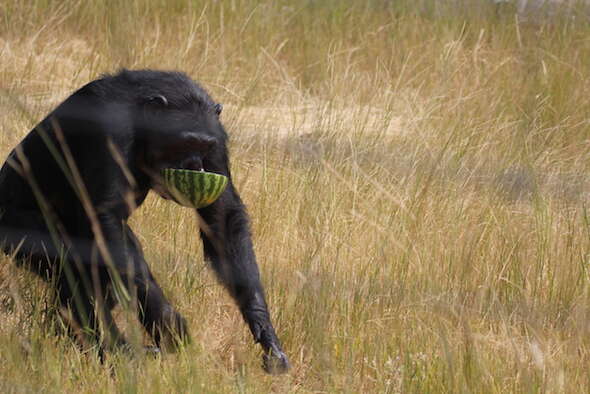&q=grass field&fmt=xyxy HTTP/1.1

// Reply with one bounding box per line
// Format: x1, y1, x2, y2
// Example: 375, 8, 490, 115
2, 0, 590, 392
